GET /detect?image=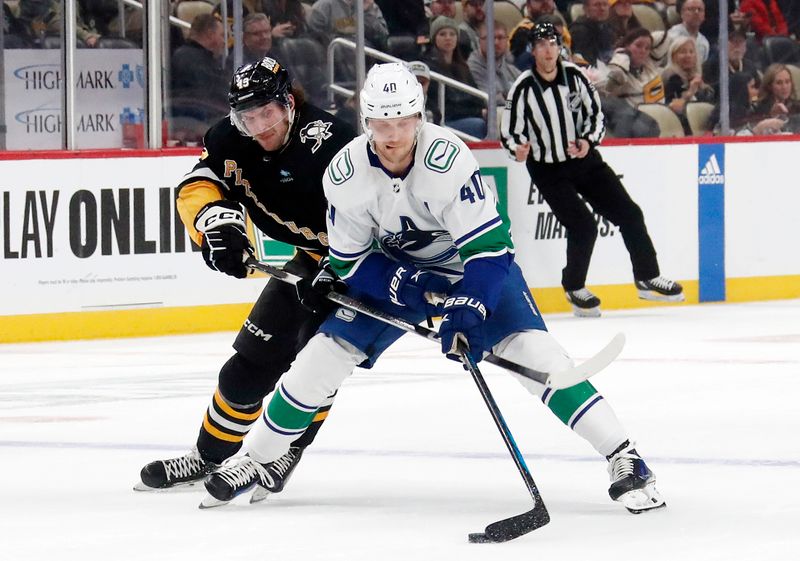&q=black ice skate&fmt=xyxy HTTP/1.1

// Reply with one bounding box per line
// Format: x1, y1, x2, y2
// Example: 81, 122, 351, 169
565, 287, 601, 317
635, 276, 685, 302
200, 447, 304, 508
134, 448, 218, 491
606, 441, 666, 514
